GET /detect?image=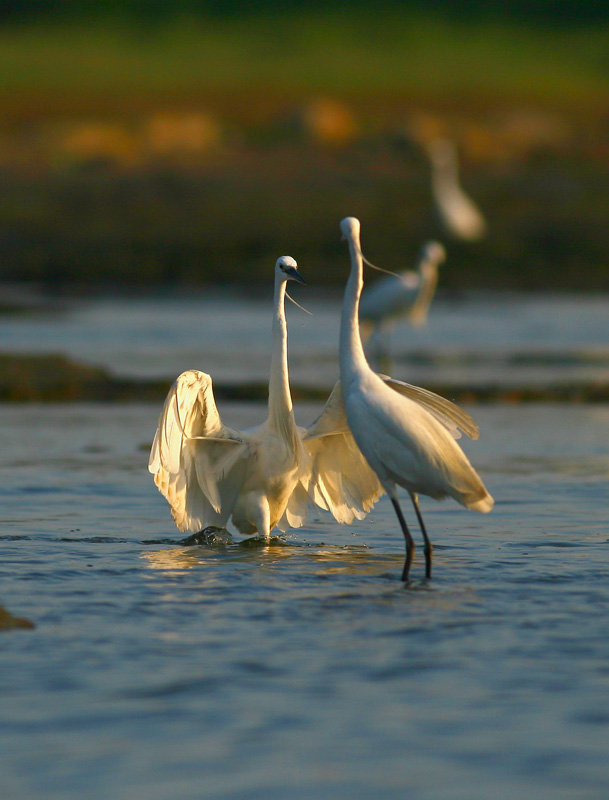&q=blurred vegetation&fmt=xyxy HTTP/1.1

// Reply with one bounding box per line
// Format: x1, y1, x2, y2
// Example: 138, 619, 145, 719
0, 353, 166, 401
2, 0, 609, 24
4, 352, 609, 404
0, 6, 609, 290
